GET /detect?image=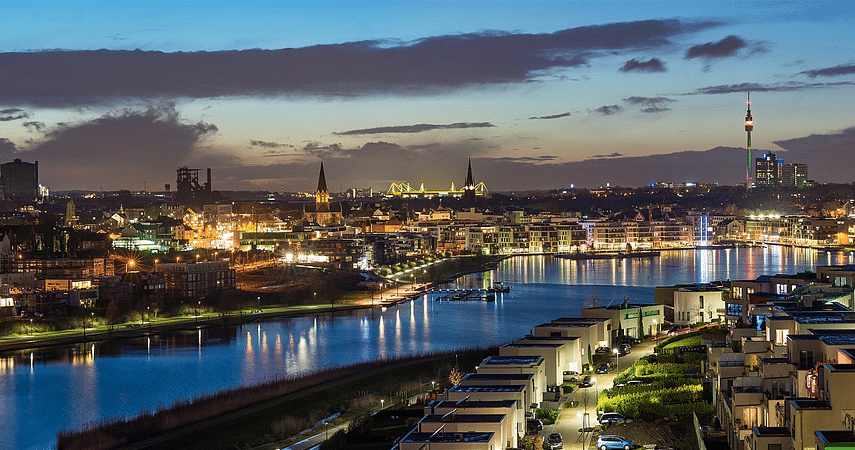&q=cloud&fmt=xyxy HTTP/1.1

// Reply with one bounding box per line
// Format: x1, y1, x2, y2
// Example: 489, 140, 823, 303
20, 104, 222, 190
0, 109, 29, 121
685, 35, 746, 59
249, 139, 291, 148
624, 96, 675, 113
22, 121, 45, 132
619, 58, 666, 73
489, 155, 558, 162
335, 122, 495, 136
592, 152, 624, 158
689, 81, 855, 95
0, 138, 17, 159
800, 63, 855, 78
529, 112, 572, 120
592, 105, 623, 115
773, 127, 855, 183
0, 19, 719, 106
